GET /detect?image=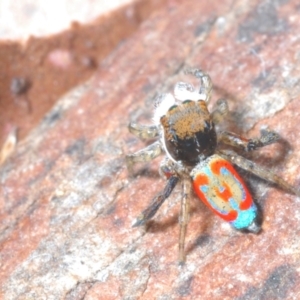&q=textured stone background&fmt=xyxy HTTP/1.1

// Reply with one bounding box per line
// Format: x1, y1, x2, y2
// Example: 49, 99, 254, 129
1, 0, 300, 299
